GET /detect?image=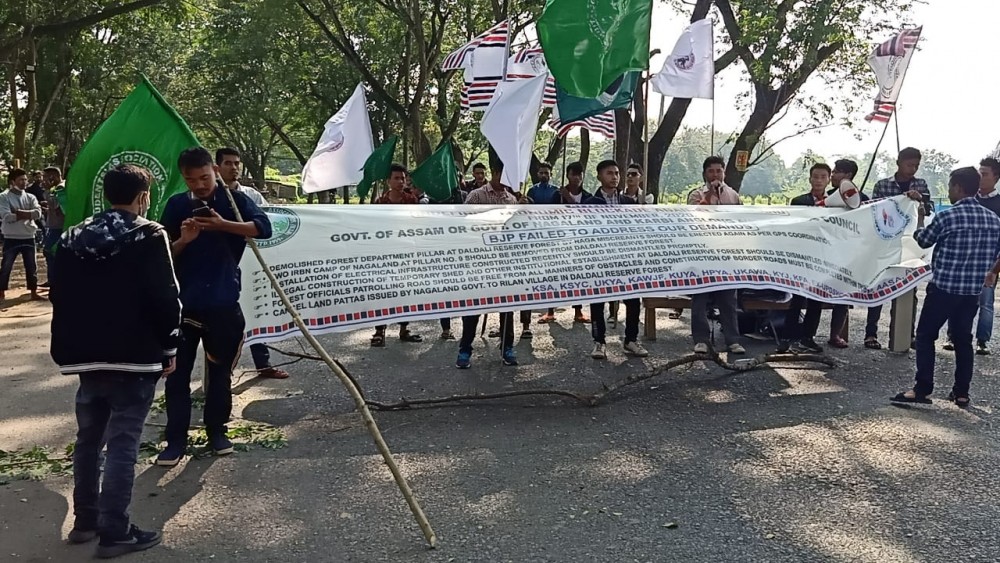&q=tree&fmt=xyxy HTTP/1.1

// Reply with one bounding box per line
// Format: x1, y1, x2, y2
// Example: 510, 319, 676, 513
715, 0, 916, 190
1, 0, 175, 164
